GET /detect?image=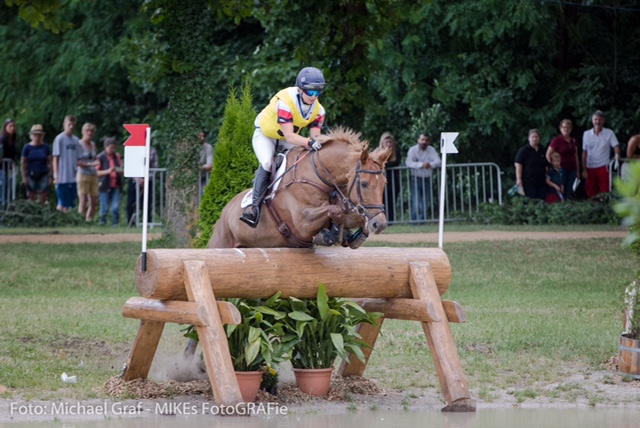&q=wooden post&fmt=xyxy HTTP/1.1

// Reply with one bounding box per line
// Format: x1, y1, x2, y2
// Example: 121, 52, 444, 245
338, 319, 384, 377
122, 320, 165, 381
409, 261, 475, 411
182, 260, 243, 405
